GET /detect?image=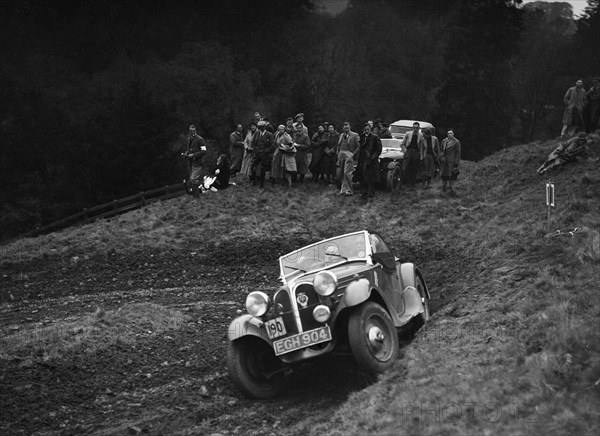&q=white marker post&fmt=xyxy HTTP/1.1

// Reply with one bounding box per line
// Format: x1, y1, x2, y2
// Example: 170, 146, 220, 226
546, 181, 555, 231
